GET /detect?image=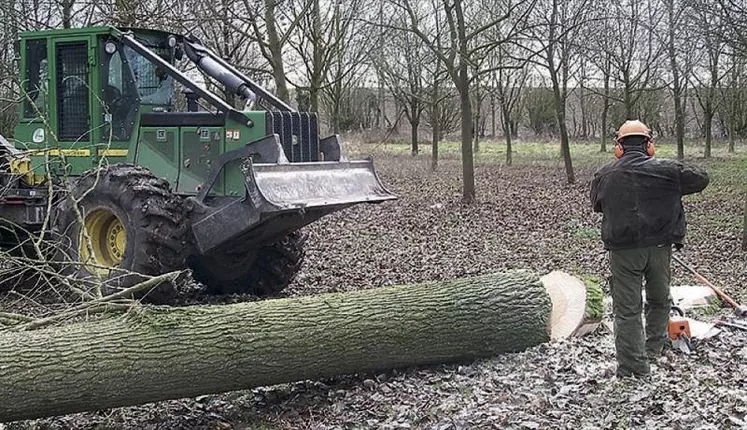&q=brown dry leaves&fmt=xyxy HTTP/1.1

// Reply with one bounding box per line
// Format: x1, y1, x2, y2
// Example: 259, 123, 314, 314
7, 149, 747, 429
